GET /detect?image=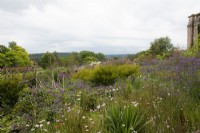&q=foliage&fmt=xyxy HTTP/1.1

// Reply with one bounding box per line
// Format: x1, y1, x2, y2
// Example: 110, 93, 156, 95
90, 65, 118, 86
0, 42, 31, 67
0, 74, 25, 111
104, 104, 148, 133
73, 64, 139, 86
79, 91, 98, 111
79, 51, 106, 64
183, 34, 200, 57
1, 49, 200, 133
149, 36, 174, 56
66, 52, 81, 66
0, 45, 9, 54
195, 33, 200, 51
72, 68, 92, 82
39, 52, 60, 69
